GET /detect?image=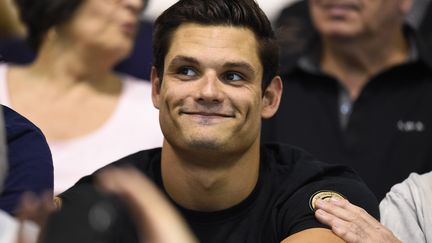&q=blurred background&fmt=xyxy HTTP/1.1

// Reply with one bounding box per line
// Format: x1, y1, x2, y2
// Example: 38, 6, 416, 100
142, 0, 300, 22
